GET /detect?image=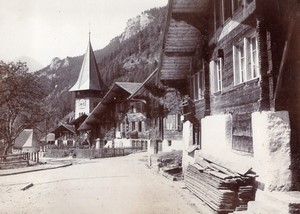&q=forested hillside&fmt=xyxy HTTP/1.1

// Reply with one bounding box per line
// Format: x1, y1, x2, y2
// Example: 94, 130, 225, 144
36, 7, 167, 123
